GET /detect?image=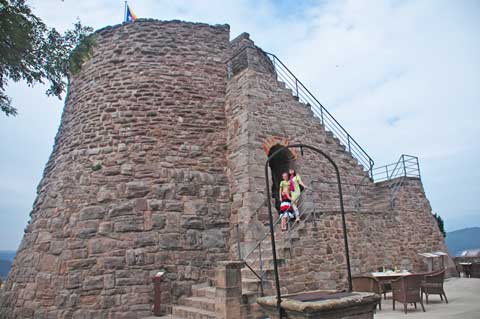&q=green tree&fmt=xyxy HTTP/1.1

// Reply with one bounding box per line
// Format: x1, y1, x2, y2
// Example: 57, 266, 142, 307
0, 0, 94, 116
433, 213, 446, 238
